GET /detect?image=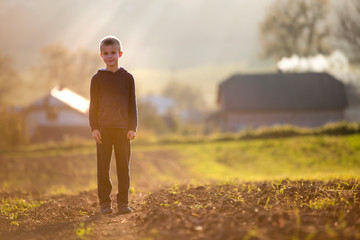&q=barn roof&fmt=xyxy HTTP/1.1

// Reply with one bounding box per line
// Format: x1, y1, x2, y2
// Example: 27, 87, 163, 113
218, 72, 348, 112
26, 87, 89, 114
